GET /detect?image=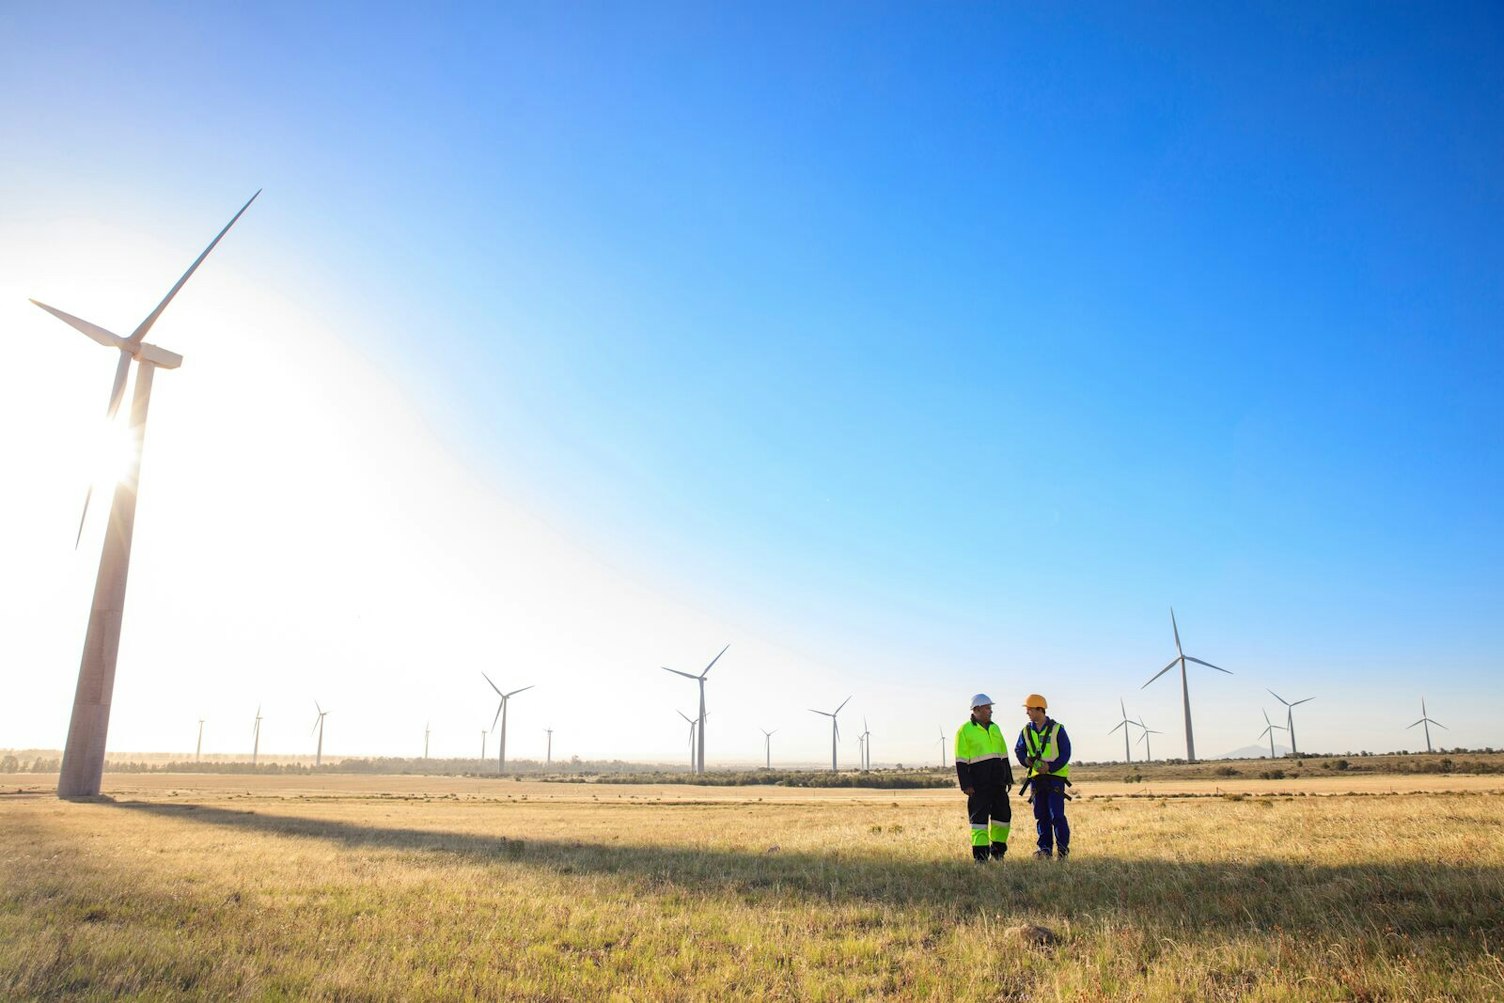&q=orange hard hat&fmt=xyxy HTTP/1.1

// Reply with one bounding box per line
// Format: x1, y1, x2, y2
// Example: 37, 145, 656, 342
1023, 693, 1047, 710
